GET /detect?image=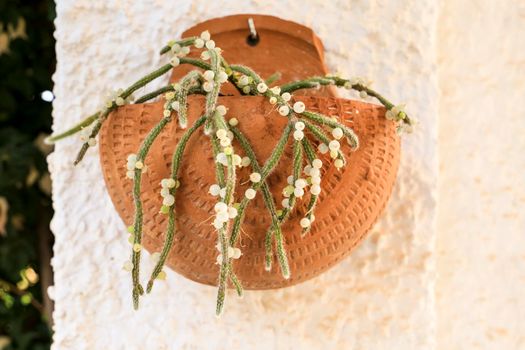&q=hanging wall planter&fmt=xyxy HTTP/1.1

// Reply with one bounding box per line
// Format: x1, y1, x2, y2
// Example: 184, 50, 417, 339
48, 14, 414, 316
